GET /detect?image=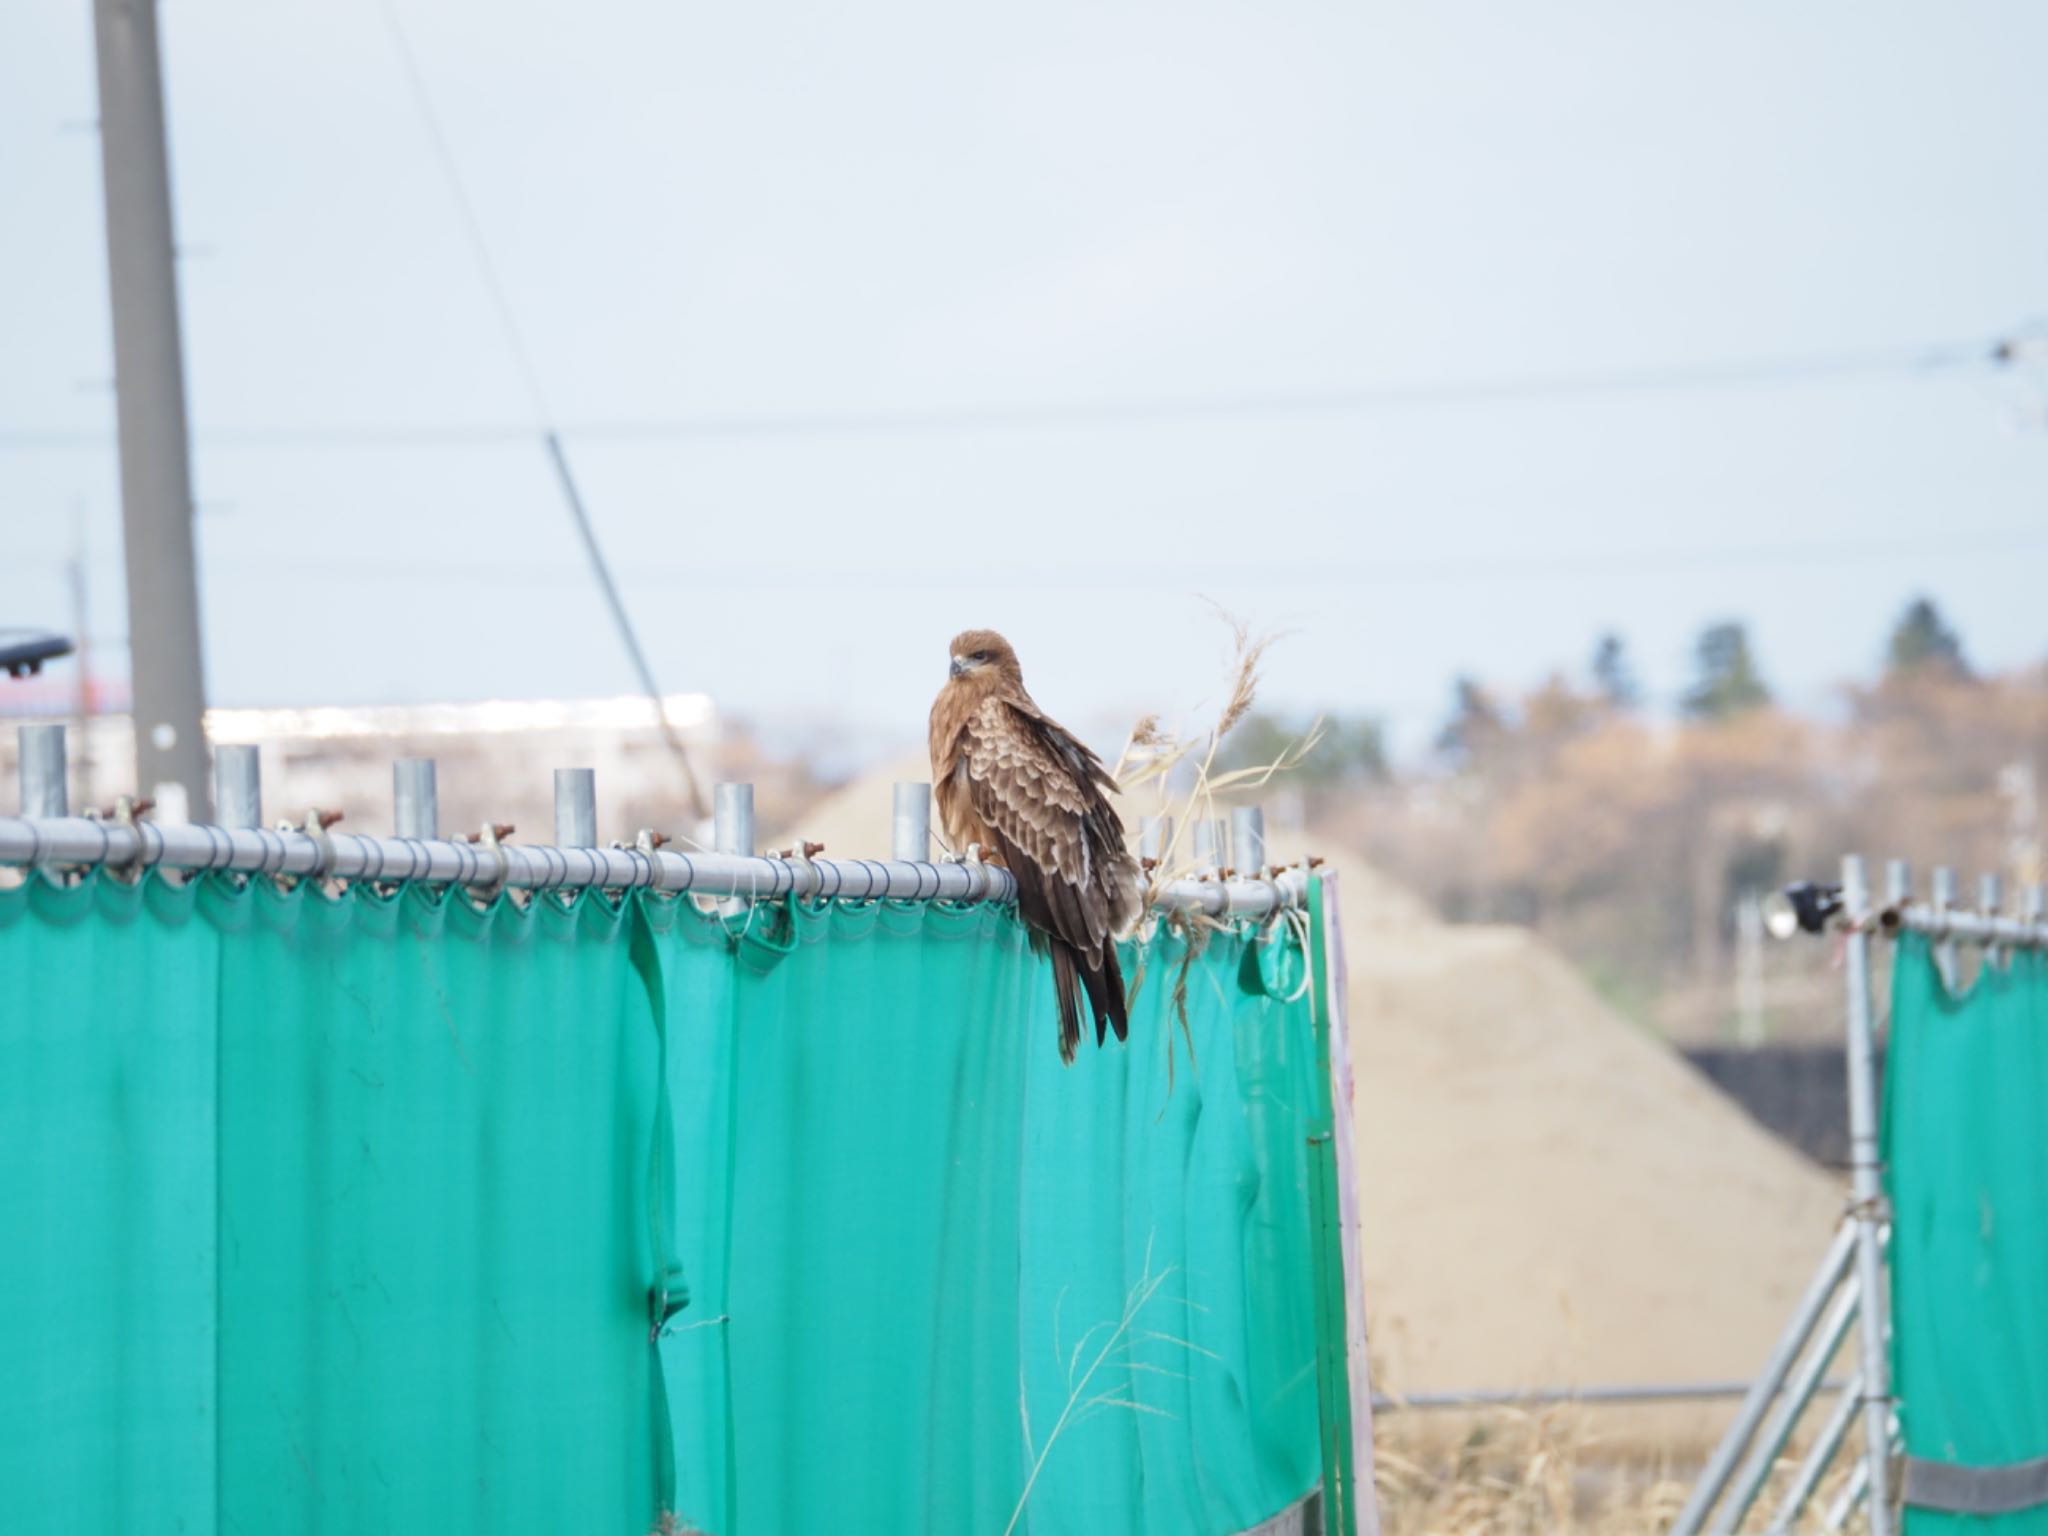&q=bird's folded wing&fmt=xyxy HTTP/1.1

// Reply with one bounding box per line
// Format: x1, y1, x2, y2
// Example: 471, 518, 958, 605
963, 702, 1110, 955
